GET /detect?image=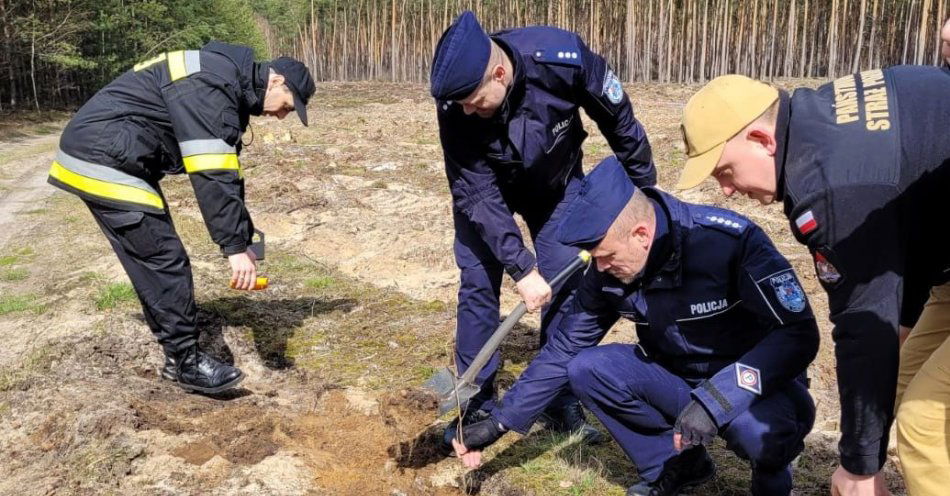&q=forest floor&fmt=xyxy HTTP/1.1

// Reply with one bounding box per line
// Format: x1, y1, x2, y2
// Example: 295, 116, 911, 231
0, 82, 907, 495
